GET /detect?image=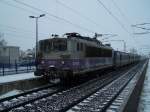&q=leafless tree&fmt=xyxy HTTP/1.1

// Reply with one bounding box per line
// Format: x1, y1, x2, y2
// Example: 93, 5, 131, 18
0, 32, 7, 46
